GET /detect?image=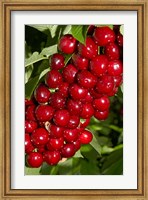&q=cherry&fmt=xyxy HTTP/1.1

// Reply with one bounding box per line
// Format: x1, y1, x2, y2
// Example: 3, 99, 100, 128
94, 110, 109, 120
113, 75, 123, 87
107, 60, 123, 76
44, 151, 61, 165
79, 130, 93, 144
49, 124, 65, 138
25, 105, 36, 121
50, 53, 65, 70
67, 115, 80, 129
35, 105, 54, 122
69, 84, 88, 100
78, 37, 97, 59
89, 87, 102, 99
93, 96, 110, 111
67, 99, 82, 116
58, 34, 77, 54
93, 26, 115, 46
72, 53, 89, 70
77, 70, 97, 89
80, 103, 94, 119
61, 143, 75, 158
26, 152, 43, 168
25, 133, 34, 153
116, 33, 123, 46
80, 91, 93, 103
45, 69, 62, 89
57, 82, 69, 97
37, 145, 46, 153
25, 120, 38, 133
107, 86, 118, 97
62, 64, 78, 84
50, 92, 66, 110
113, 25, 120, 34
64, 128, 79, 142
46, 137, 64, 150
95, 75, 114, 94
53, 109, 70, 127
90, 55, 108, 77
87, 25, 95, 35
25, 98, 34, 106
34, 83, 51, 104
72, 139, 81, 151
31, 128, 49, 147
105, 42, 120, 61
